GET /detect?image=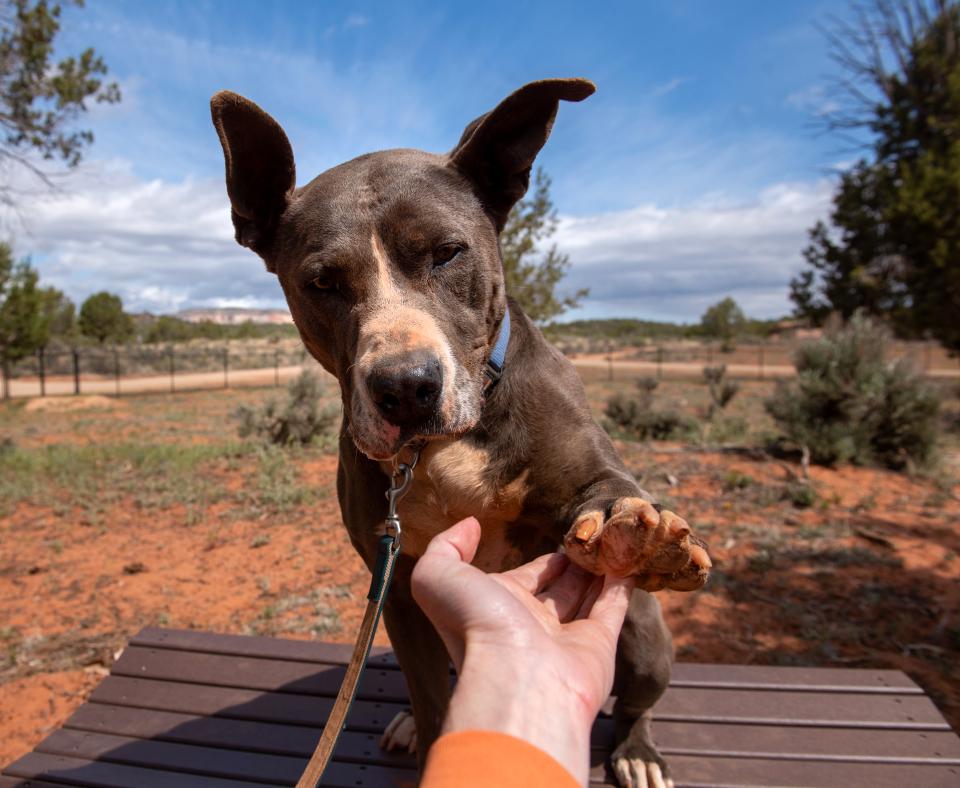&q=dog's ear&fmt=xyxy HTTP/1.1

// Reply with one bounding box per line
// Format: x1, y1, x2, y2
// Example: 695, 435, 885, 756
449, 78, 594, 231
210, 91, 296, 260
